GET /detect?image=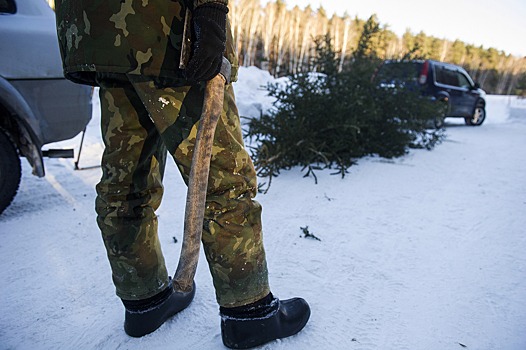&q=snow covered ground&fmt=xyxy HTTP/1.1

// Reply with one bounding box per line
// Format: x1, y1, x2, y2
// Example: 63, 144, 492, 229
1, 68, 525, 350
